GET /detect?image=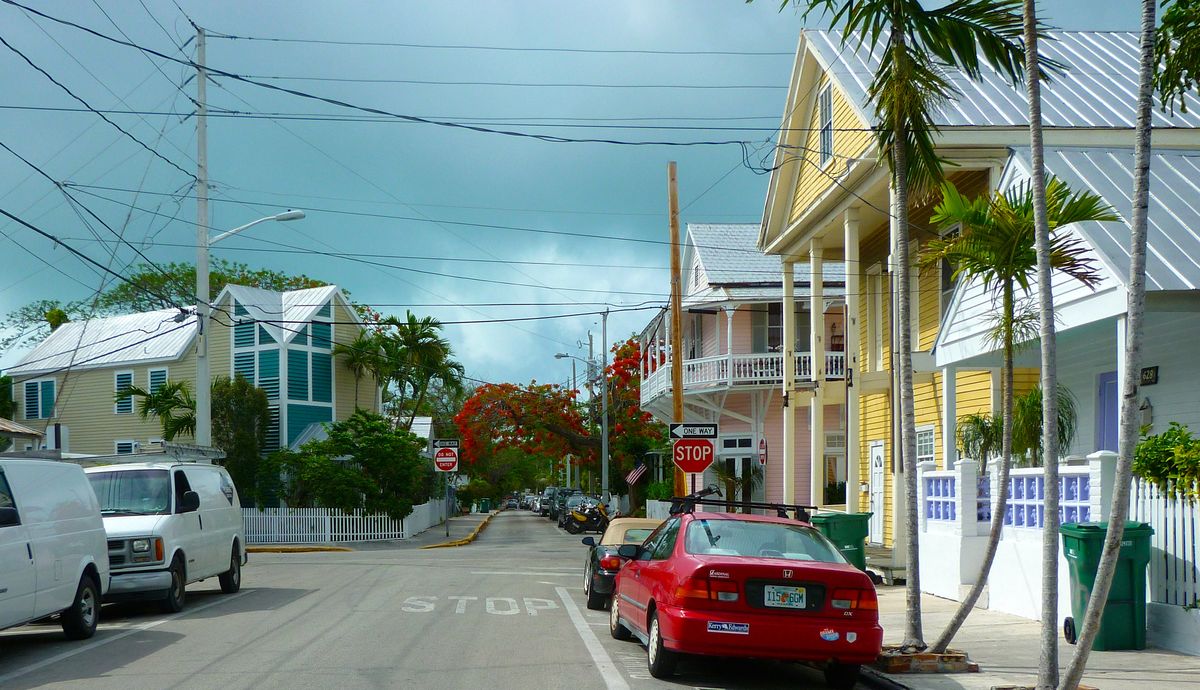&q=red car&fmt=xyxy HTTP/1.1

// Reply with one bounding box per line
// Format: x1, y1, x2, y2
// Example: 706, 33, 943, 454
608, 508, 882, 688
